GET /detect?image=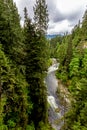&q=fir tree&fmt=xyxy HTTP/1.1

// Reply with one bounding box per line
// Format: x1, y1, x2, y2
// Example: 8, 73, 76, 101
23, 7, 48, 129
81, 9, 87, 40
0, 0, 24, 64
33, 0, 49, 35
0, 1, 30, 129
